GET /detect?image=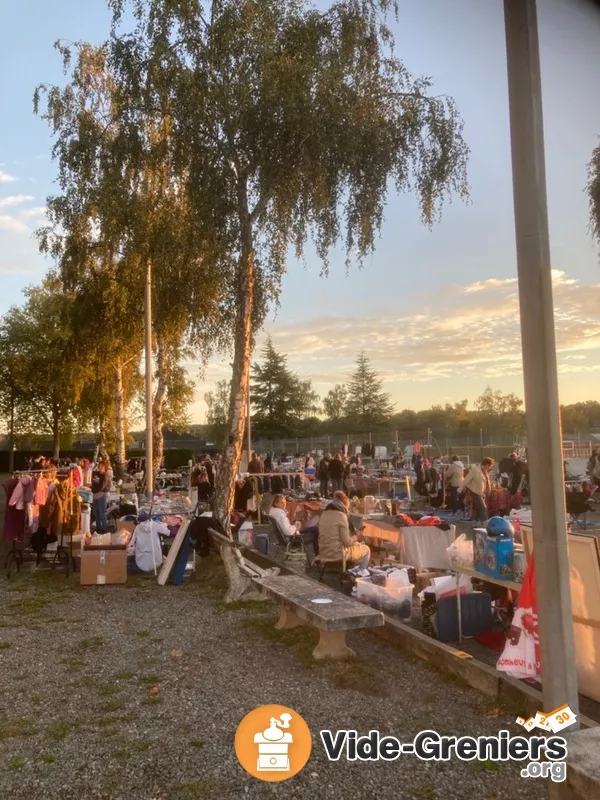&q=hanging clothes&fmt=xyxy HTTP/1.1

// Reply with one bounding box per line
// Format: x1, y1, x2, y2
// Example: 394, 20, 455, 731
46, 478, 80, 538
3, 479, 26, 543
